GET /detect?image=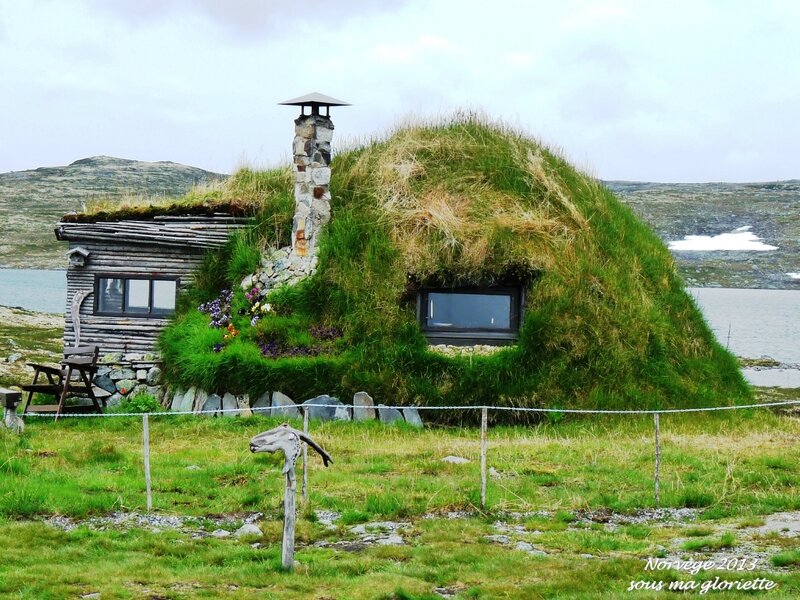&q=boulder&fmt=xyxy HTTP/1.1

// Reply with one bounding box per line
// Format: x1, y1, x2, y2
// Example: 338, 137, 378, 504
401, 407, 423, 428
202, 393, 222, 414
377, 404, 403, 424
234, 523, 262, 538
109, 367, 136, 381
236, 394, 252, 417
193, 389, 208, 413
115, 379, 137, 395
221, 392, 239, 417
106, 393, 124, 408
136, 369, 148, 381
334, 405, 352, 421
91, 386, 112, 399
252, 391, 272, 414
353, 391, 376, 421
94, 373, 117, 394
175, 387, 196, 412
146, 367, 162, 386
301, 395, 342, 421
169, 388, 185, 411
5, 352, 21, 363
271, 391, 299, 419
442, 456, 470, 464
